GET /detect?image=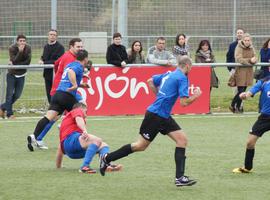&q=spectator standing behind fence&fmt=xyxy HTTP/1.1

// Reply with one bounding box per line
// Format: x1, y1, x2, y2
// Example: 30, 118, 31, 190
147, 37, 176, 66
226, 28, 245, 73
127, 40, 145, 64
172, 34, 191, 58
39, 29, 65, 103
260, 38, 270, 78
0, 34, 31, 119
229, 33, 257, 113
106, 32, 128, 68
195, 40, 219, 89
